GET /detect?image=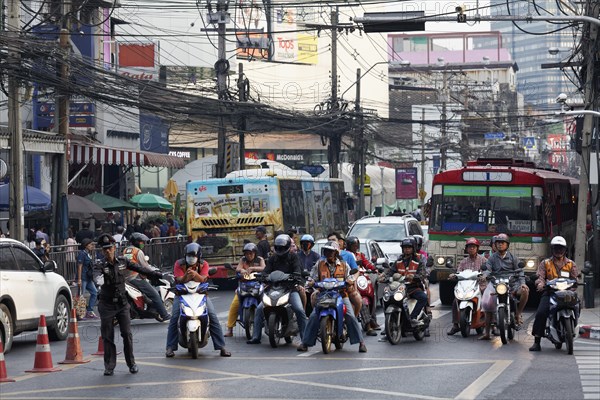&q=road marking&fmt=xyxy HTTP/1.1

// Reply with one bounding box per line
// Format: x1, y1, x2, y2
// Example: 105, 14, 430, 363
454, 360, 513, 400
575, 340, 600, 399
296, 350, 320, 357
